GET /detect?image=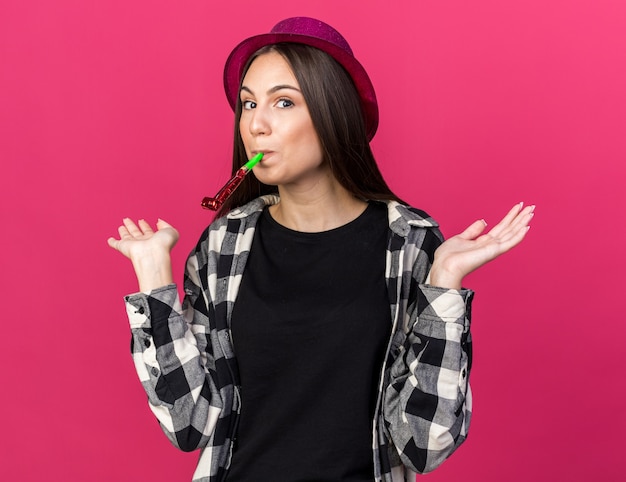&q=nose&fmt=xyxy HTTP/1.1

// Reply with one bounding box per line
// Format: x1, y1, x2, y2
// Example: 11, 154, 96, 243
248, 104, 272, 137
